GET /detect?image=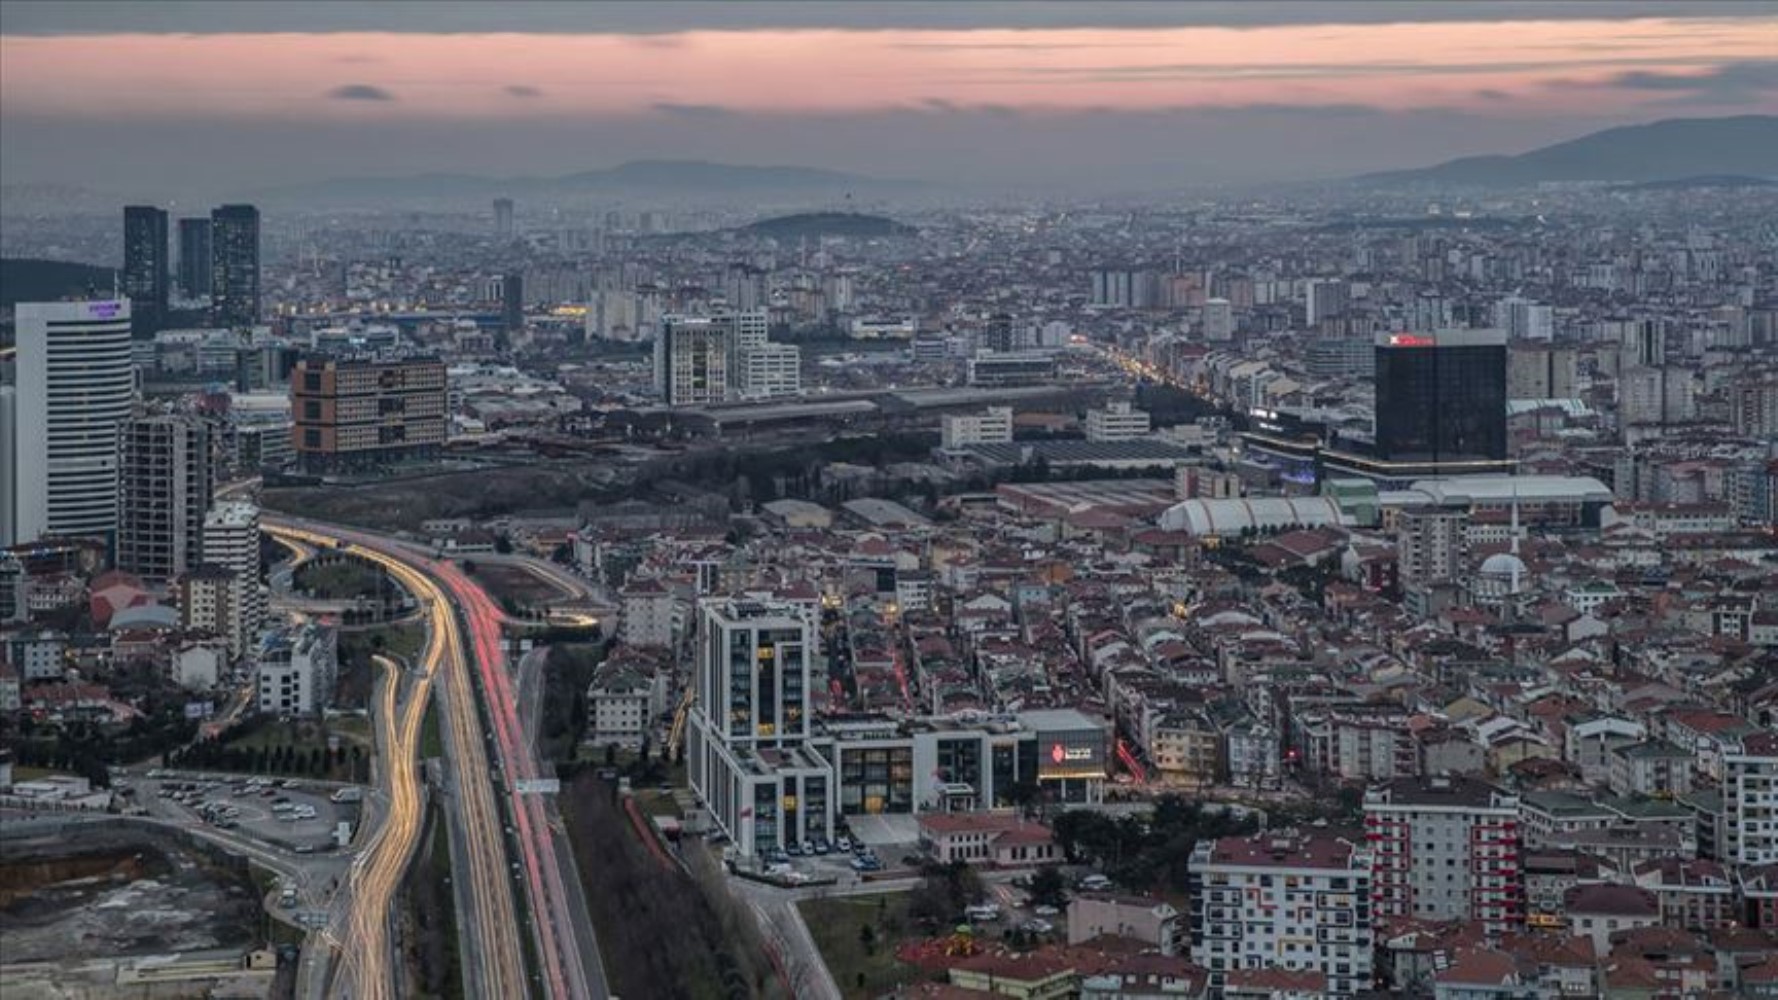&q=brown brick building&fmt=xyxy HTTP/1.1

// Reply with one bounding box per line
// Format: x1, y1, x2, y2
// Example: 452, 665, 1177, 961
291, 356, 447, 473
